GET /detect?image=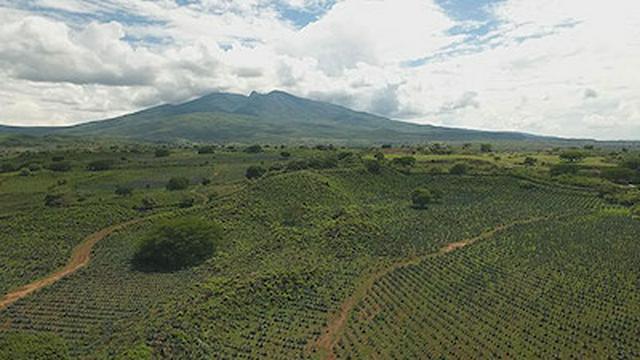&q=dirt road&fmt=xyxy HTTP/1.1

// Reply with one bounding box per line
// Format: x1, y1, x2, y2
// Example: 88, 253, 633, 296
0, 219, 142, 311
312, 216, 548, 360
